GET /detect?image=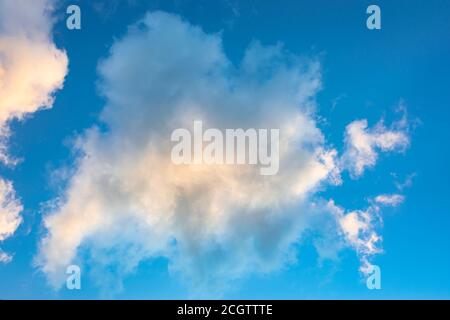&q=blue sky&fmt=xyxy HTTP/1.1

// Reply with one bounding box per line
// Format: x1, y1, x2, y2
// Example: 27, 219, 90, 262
0, 0, 449, 299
